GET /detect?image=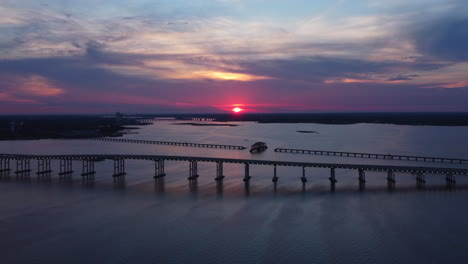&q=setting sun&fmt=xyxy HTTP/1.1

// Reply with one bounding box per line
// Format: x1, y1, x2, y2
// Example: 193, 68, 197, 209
232, 107, 243, 113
